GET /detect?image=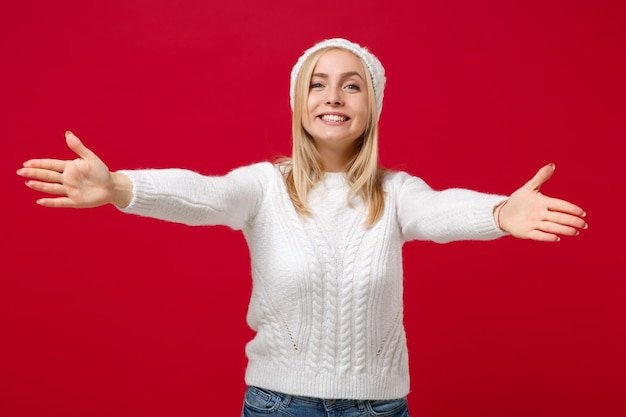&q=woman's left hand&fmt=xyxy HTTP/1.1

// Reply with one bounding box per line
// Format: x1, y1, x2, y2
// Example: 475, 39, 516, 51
496, 164, 587, 242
